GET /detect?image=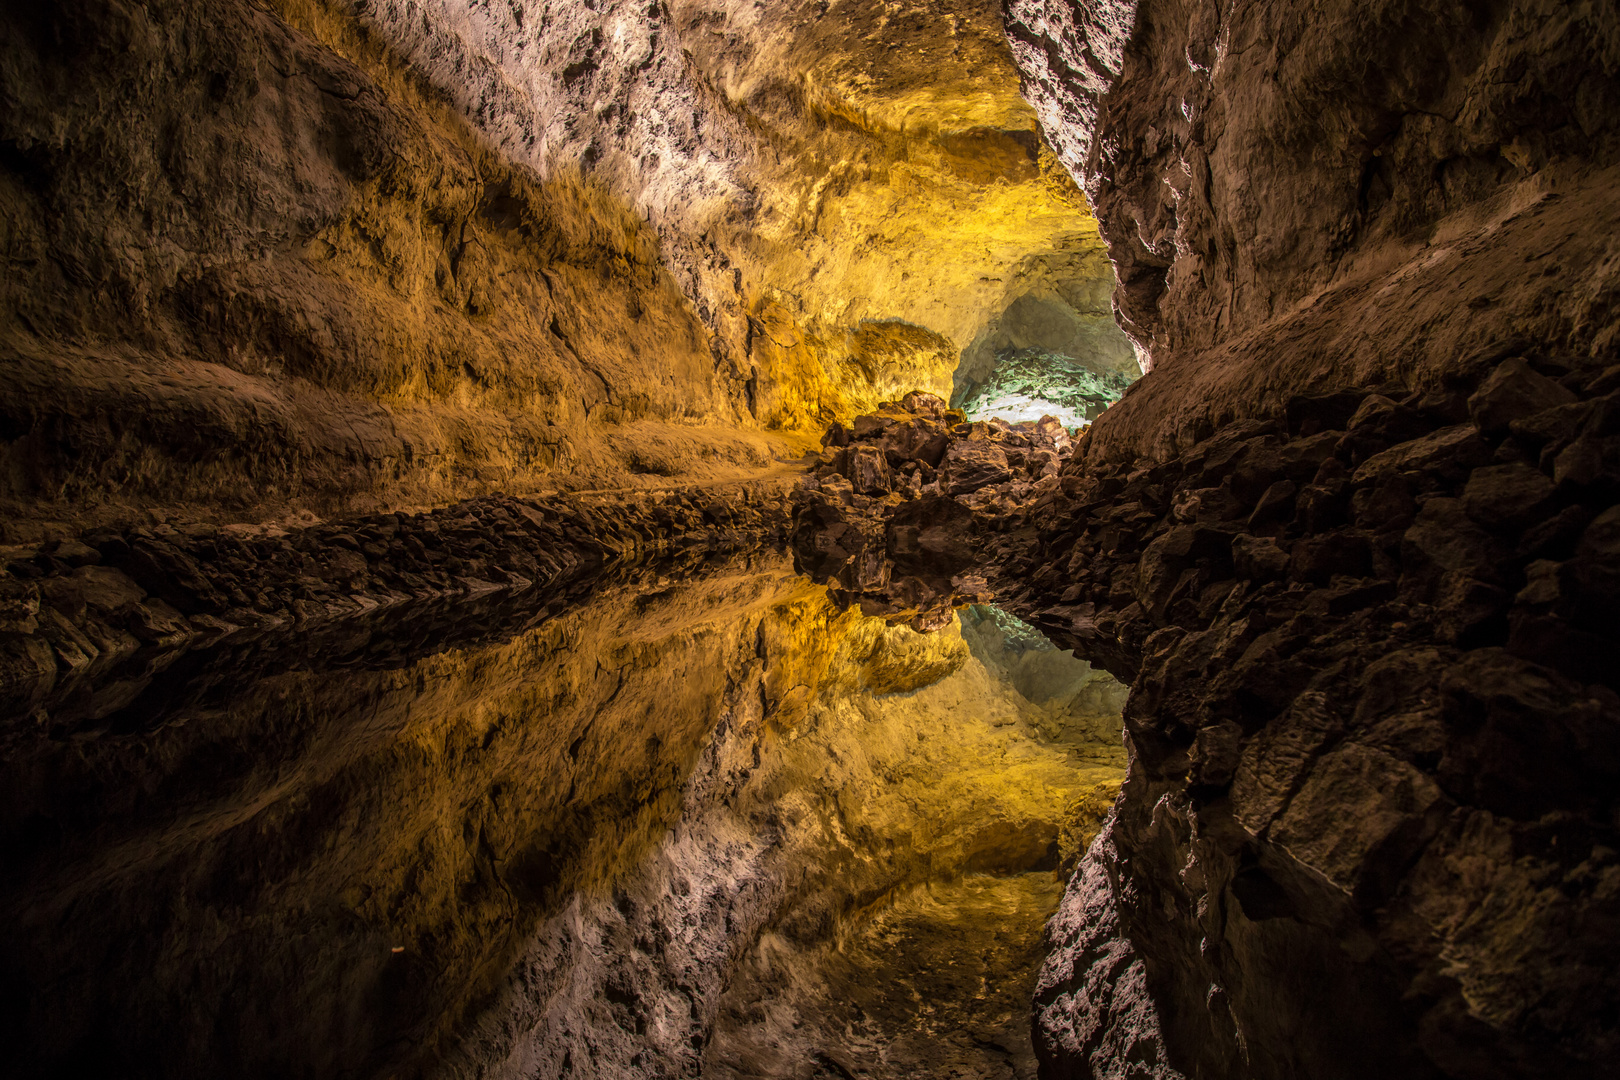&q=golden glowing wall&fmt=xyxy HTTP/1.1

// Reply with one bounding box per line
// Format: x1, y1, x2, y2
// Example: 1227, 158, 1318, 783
3, 551, 1123, 1076
0, 0, 1125, 529
356, 0, 1126, 429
